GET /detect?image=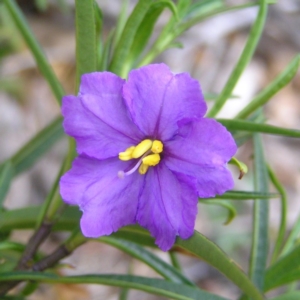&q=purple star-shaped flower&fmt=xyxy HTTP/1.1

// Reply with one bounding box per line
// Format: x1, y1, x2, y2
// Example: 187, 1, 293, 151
60, 64, 237, 251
